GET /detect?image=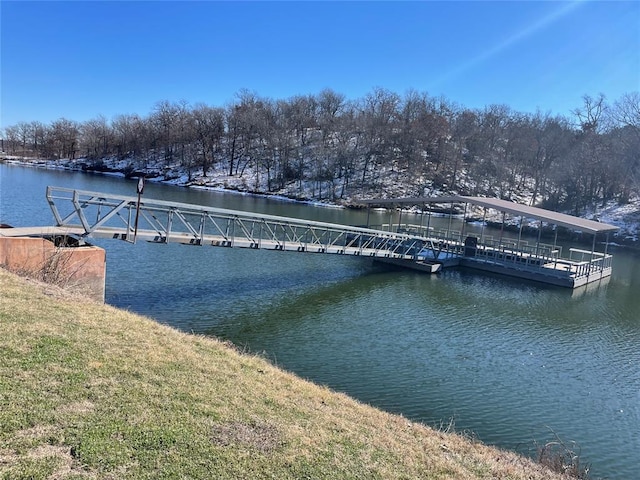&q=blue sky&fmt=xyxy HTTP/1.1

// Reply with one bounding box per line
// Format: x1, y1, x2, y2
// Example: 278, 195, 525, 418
1, 1, 638, 129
